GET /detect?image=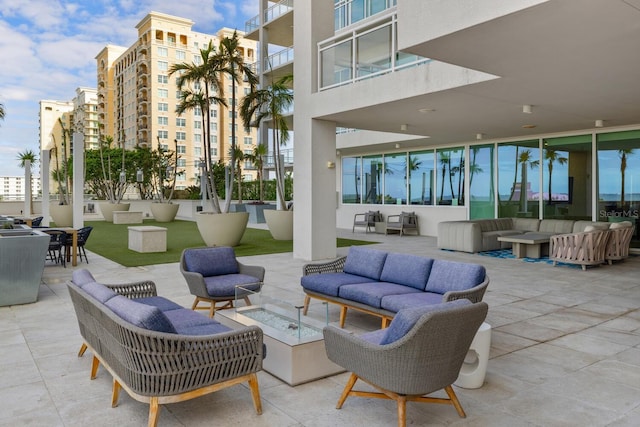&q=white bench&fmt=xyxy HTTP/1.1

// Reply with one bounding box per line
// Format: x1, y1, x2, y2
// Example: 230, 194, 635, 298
113, 211, 143, 224
128, 226, 167, 253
